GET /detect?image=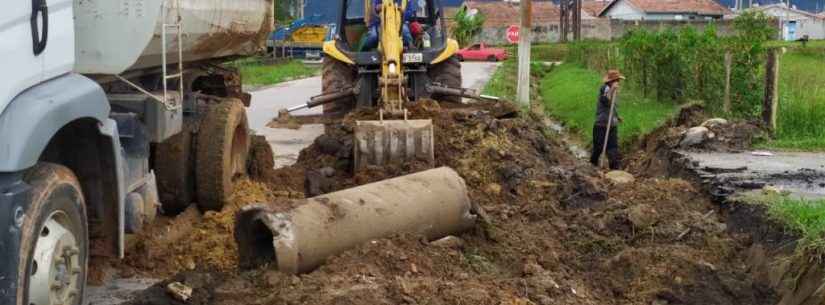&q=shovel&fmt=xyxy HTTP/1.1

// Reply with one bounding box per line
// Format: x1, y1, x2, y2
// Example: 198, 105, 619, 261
599, 87, 618, 170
